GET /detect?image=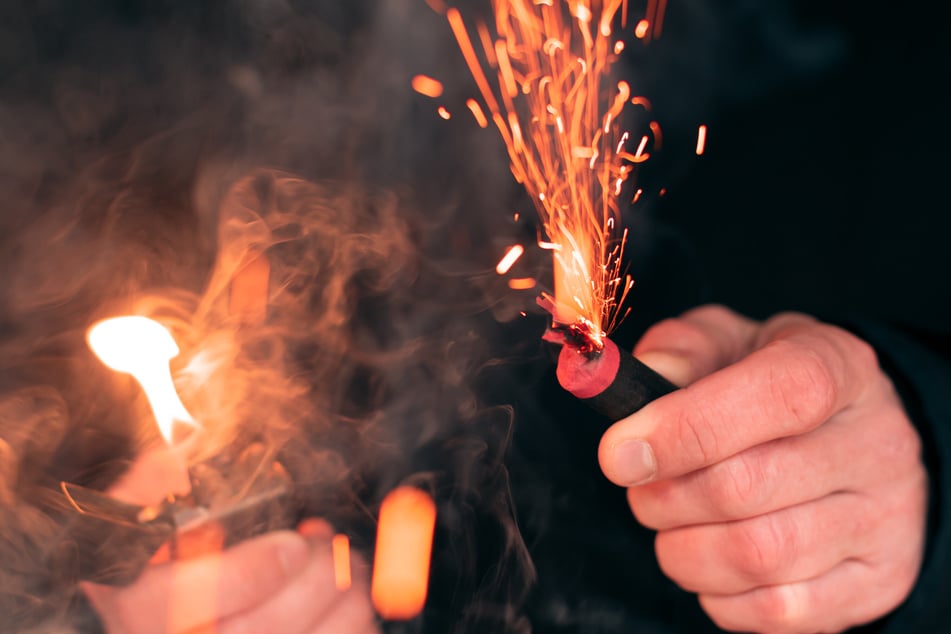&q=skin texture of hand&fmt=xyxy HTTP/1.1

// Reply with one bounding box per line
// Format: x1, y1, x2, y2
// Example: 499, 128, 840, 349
83, 519, 379, 634
82, 448, 379, 634
598, 305, 928, 634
